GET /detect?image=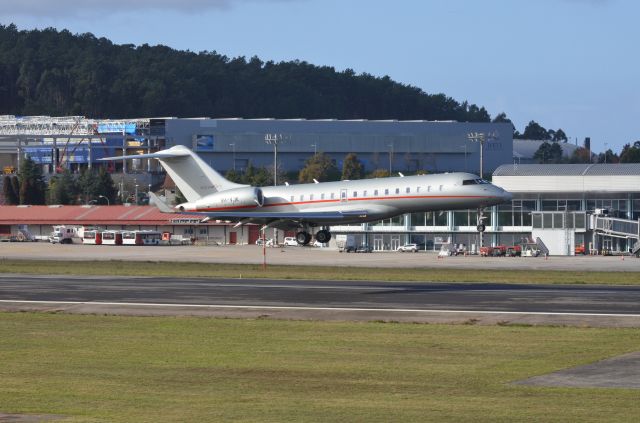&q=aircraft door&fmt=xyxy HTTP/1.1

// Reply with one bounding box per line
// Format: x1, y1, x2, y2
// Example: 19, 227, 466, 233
340, 189, 348, 202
